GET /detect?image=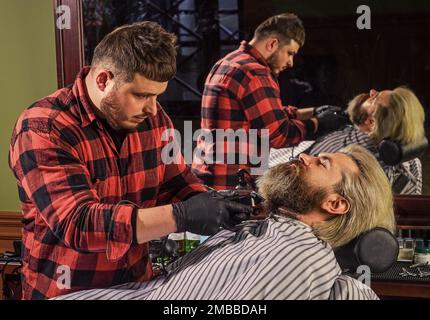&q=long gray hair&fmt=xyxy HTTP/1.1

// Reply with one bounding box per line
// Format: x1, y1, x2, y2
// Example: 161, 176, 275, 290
314, 145, 395, 247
